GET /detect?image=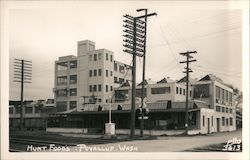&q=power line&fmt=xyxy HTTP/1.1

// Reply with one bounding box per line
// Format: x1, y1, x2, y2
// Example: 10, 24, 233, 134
192, 66, 242, 78
193, 64, 242, 74
153, 17, 183, 74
